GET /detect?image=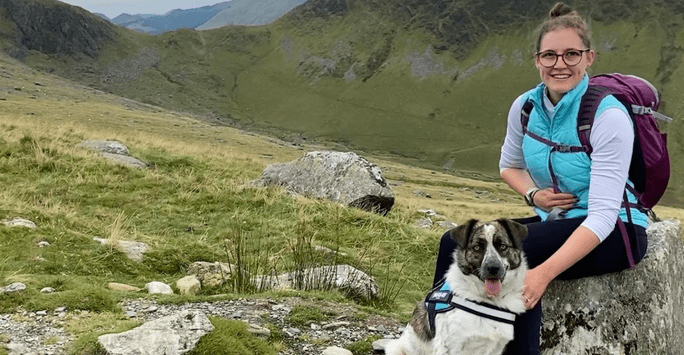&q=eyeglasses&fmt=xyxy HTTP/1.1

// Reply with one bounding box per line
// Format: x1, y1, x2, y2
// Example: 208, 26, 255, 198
536, 49, 590, 68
